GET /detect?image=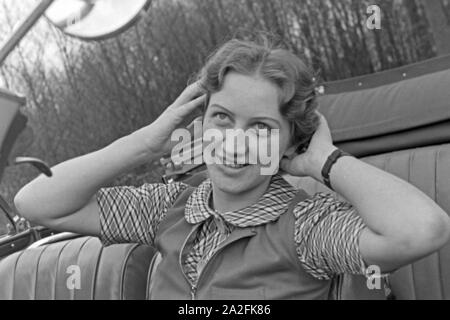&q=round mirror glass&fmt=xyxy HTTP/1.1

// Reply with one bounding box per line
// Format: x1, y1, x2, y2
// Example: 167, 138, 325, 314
45, 0, 151, 40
